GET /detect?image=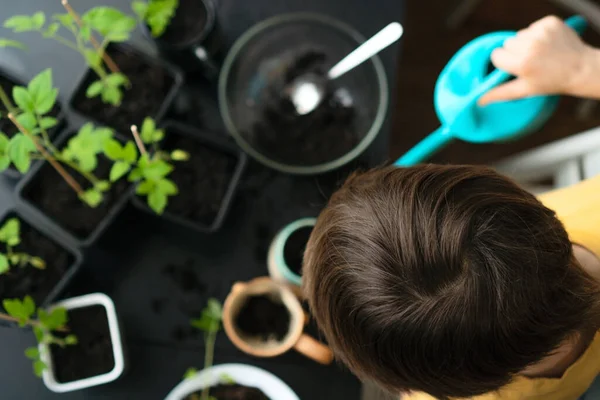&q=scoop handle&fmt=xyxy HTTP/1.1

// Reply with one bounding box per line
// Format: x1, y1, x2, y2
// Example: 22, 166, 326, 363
394, 126, 453, 166
327, 22, 403, 80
